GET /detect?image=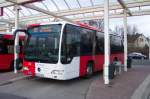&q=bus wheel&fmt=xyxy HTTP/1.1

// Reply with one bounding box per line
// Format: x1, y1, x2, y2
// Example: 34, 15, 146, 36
86, 62, 94, 78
